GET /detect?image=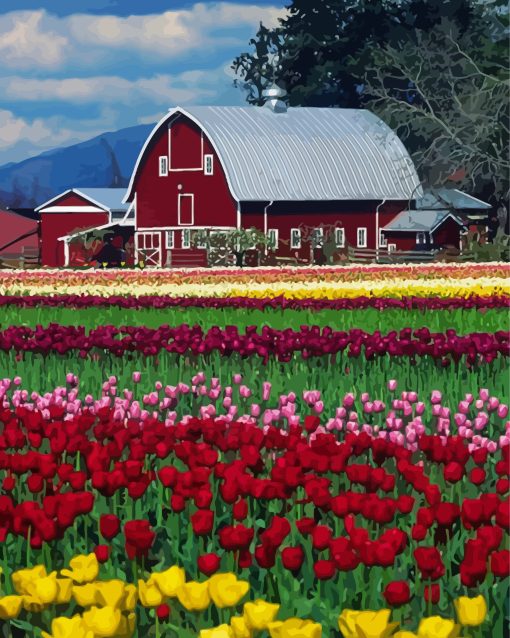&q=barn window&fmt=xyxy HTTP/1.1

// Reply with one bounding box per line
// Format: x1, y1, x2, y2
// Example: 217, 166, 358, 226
204, 154, 214, 175
196, 231, 208, 248
416, 232, 427, 245
182, 228, 191, 249
312, 227, 324, 247
357, 227, 367, 248
335, 228, 345, 248
388, 243, 396, 253
267, 229, 278, 250
378, 228, 387, 247
165, 230, 174, 249
290, 228, 301, 249
159, 156, 168, 176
